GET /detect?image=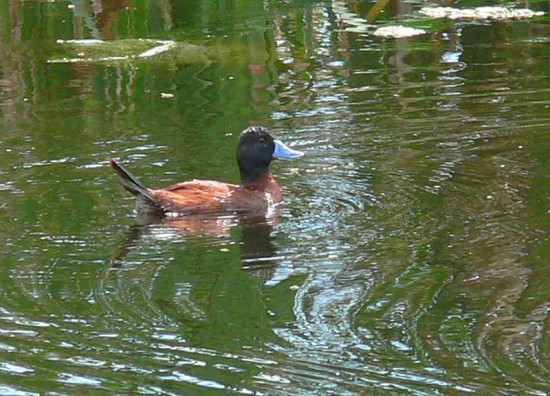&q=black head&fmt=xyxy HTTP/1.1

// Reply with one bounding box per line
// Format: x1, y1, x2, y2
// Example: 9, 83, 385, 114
236, 126, 304, 185
236, 126, 276, 184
